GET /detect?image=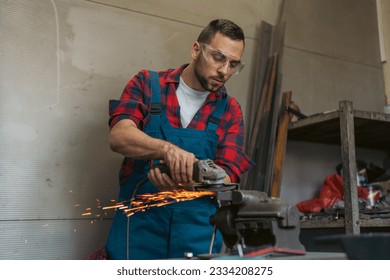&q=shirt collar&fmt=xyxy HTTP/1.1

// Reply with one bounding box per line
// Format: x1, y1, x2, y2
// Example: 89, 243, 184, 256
166, 64, 227, 99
